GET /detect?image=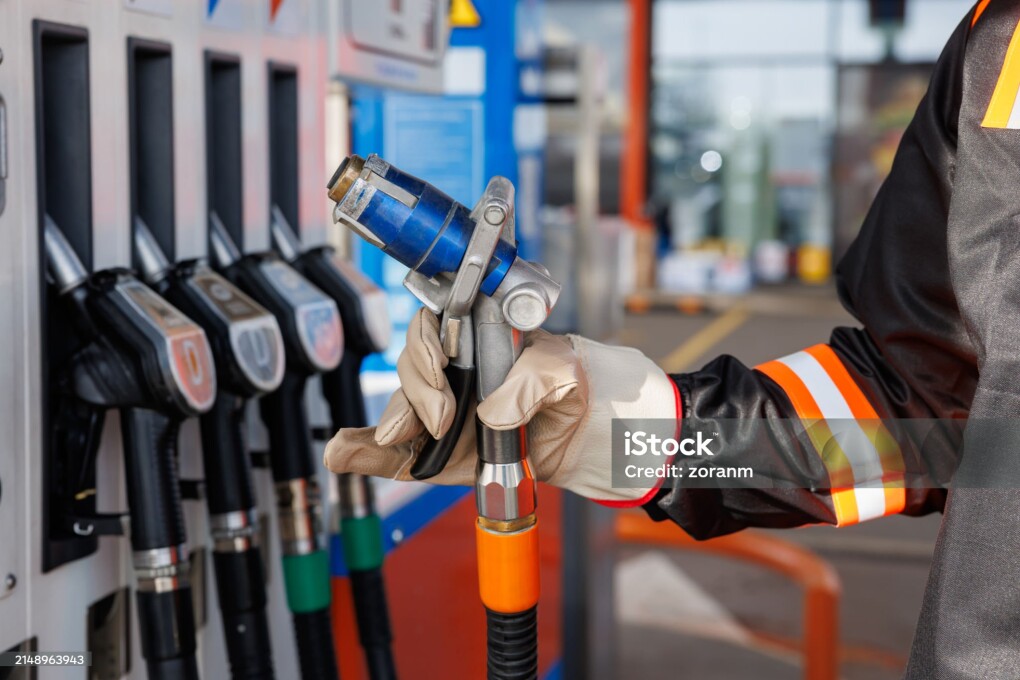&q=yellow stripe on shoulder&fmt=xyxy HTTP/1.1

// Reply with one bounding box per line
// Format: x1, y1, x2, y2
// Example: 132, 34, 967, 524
983, 16, 1020, 128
